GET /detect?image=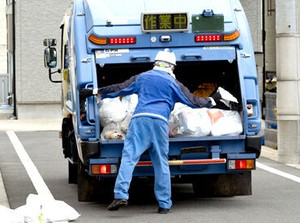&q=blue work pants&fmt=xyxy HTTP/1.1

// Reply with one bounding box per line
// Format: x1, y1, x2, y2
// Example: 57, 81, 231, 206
114, 116, 172, 209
